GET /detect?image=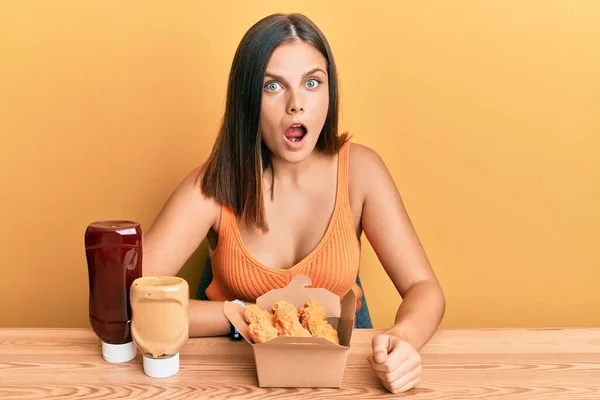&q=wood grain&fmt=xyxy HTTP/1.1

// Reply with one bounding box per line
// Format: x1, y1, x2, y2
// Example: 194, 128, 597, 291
1, 328, 599, 399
